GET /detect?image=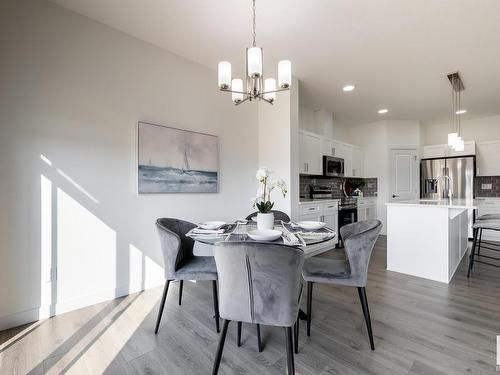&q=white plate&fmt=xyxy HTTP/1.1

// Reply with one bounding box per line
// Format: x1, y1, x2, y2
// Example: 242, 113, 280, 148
198, 221, 226, 230
247, 229, 282, 242
296, 221, 326, 231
